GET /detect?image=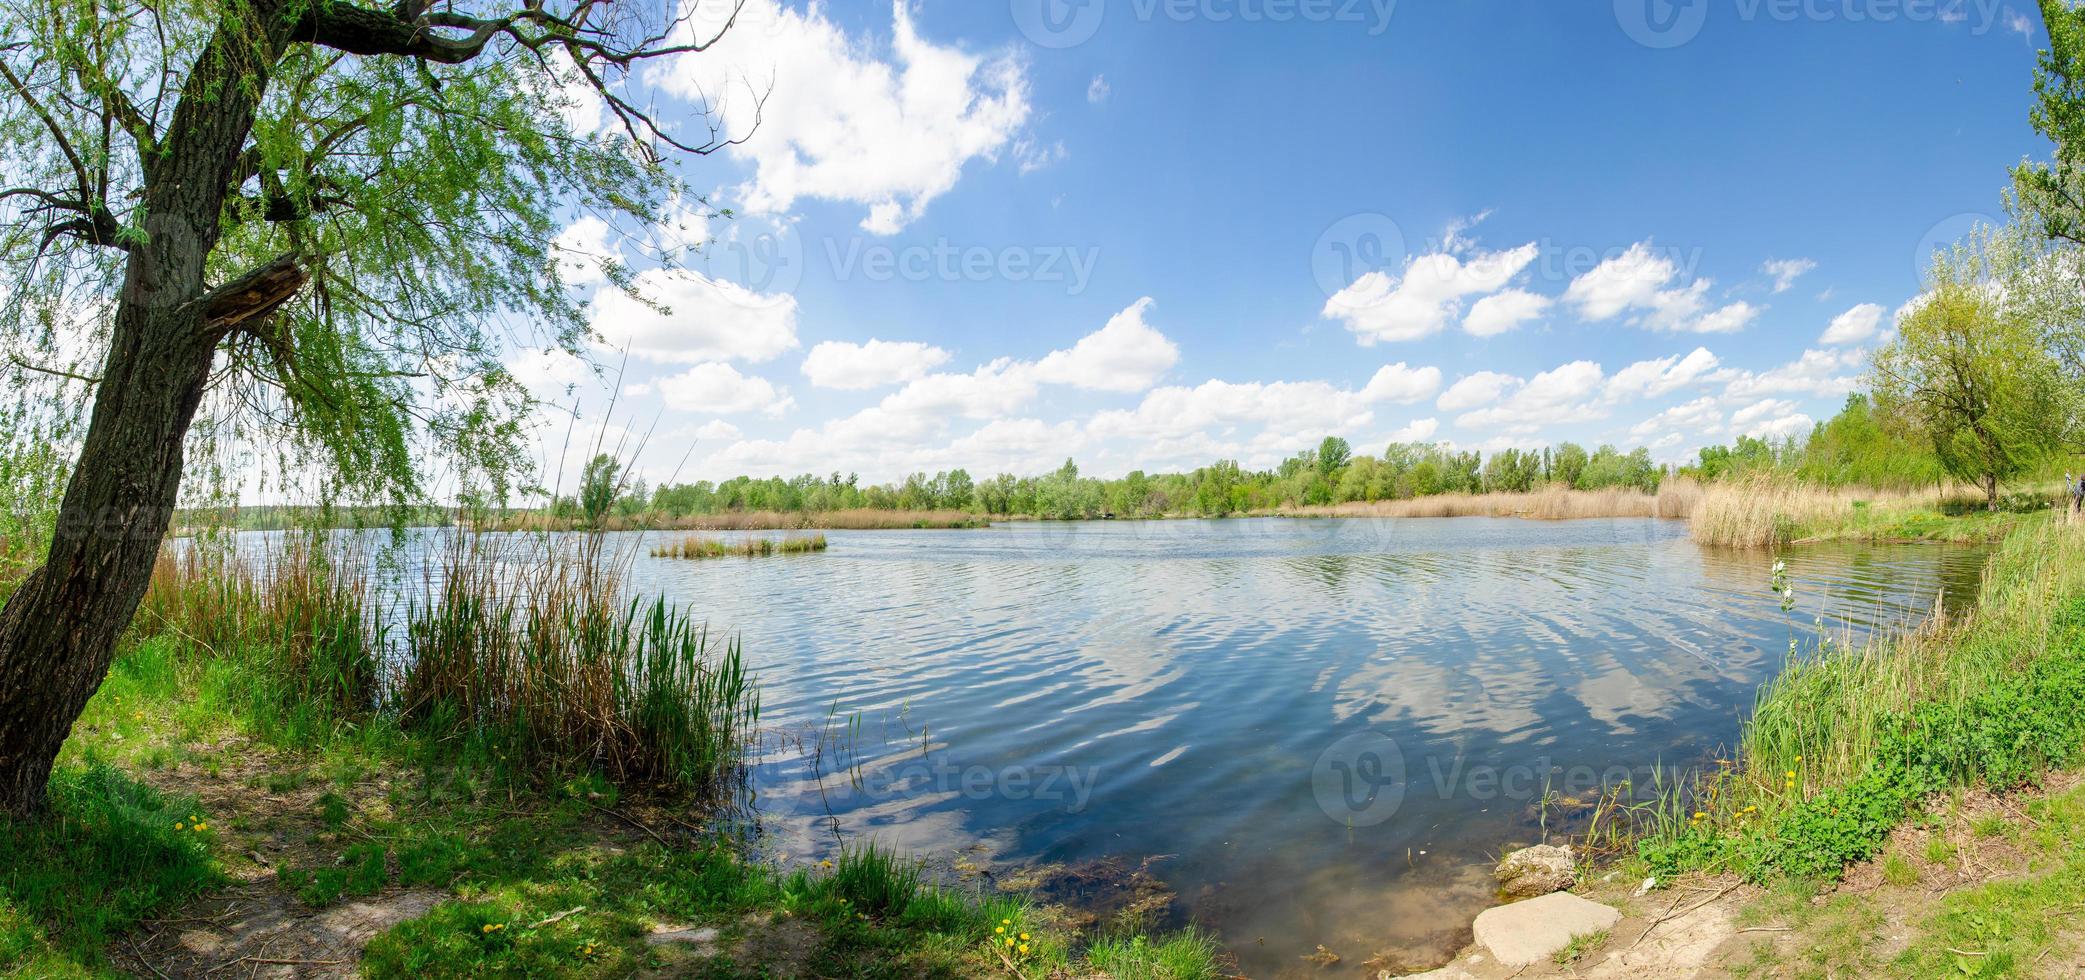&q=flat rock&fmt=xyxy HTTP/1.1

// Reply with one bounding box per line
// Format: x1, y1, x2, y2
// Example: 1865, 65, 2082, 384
1471, 892, 1620, 968
646, 925, 720, 947
1493, 843, 1575, 897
